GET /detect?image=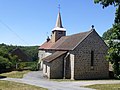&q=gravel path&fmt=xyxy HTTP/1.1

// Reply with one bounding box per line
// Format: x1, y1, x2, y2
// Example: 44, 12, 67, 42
1, 71, 120, 90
